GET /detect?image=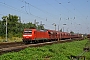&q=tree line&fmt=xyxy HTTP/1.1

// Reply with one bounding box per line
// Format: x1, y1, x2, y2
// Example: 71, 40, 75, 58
0, 14, 44, 38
